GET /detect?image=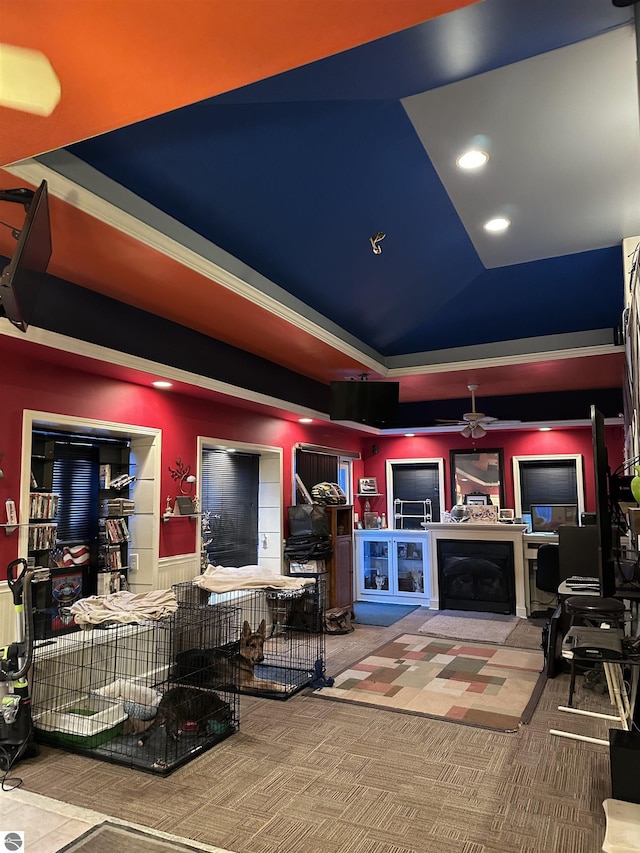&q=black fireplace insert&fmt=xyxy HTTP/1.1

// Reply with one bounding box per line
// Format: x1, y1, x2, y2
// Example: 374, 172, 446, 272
437, 538, 515, 614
